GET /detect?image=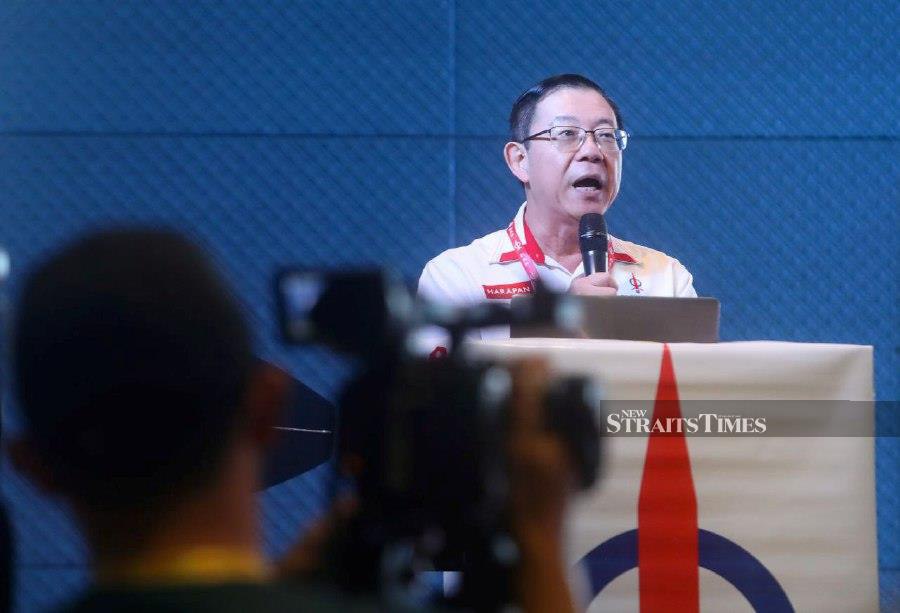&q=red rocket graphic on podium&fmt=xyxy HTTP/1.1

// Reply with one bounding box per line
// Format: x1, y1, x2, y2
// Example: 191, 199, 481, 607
638, 344, 699, 611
